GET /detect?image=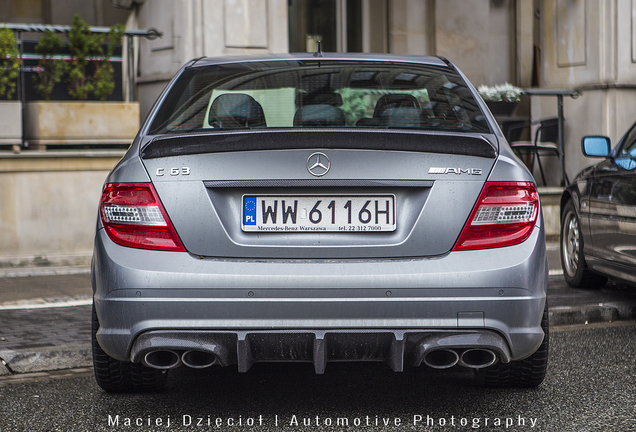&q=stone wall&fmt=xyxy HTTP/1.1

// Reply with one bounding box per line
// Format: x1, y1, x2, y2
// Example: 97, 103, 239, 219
0, 153, 123, 267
